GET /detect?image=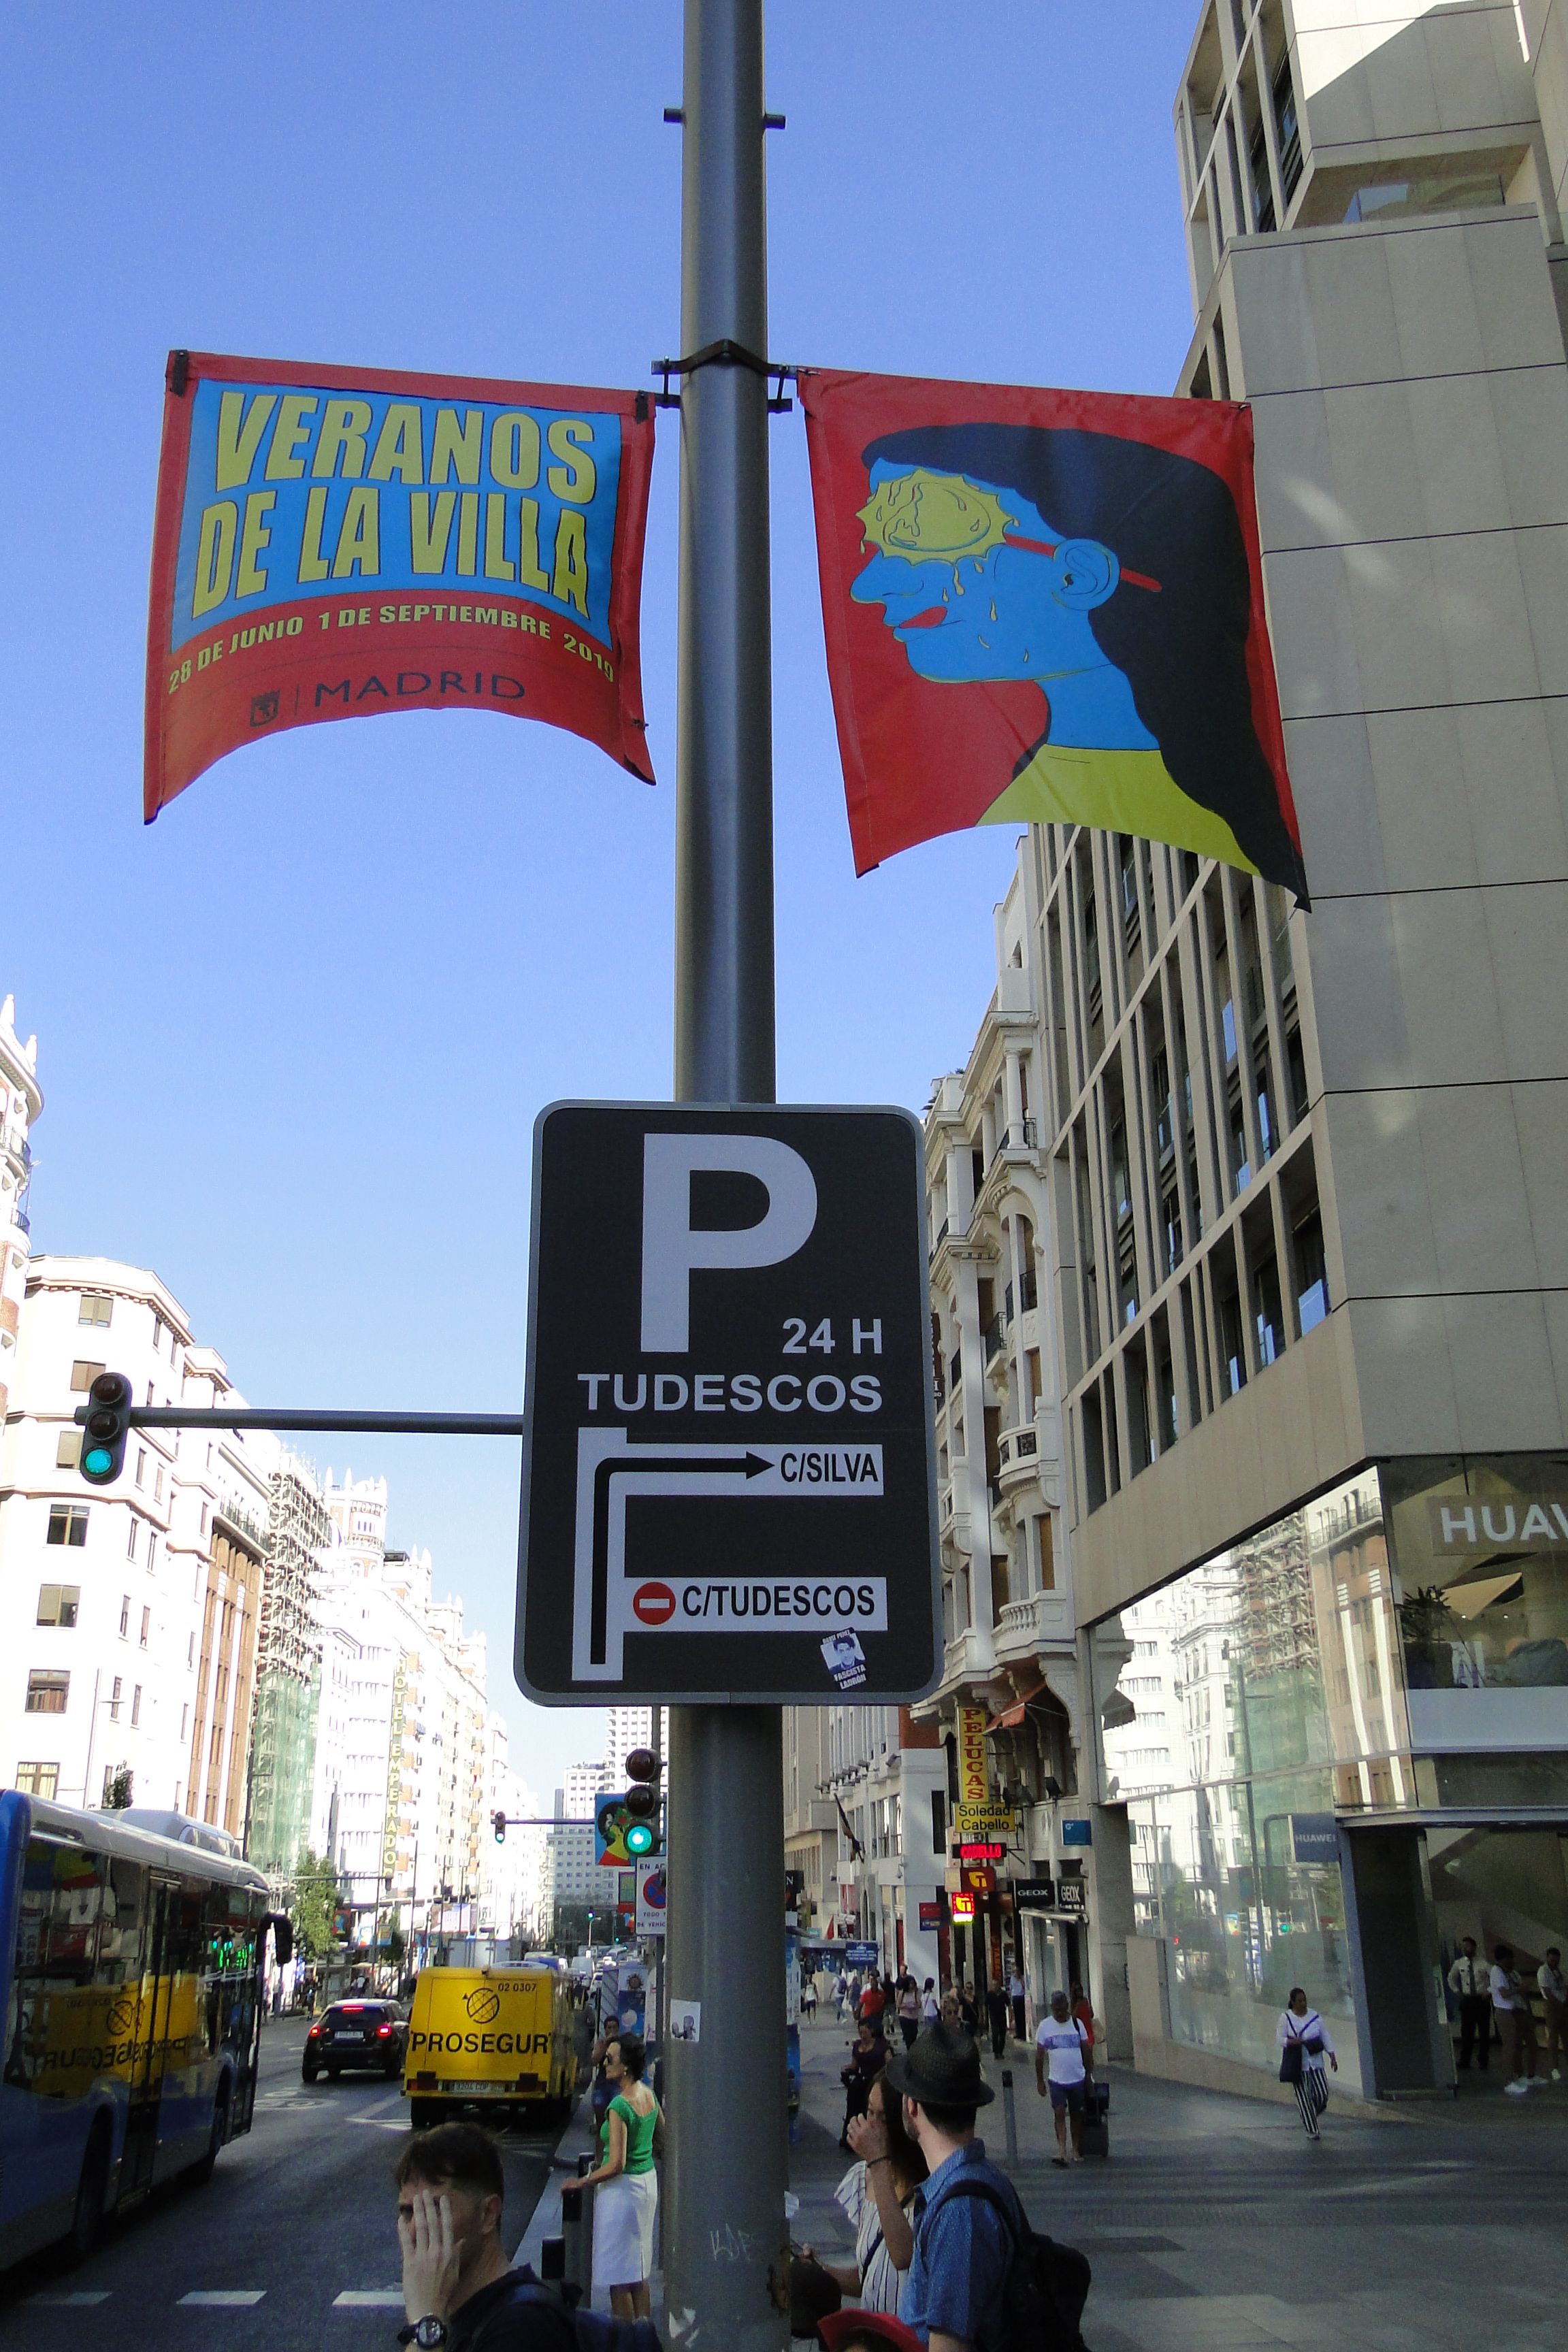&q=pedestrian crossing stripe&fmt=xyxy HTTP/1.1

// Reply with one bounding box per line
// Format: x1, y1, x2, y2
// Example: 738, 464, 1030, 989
29, 2293, 112, 2306
178, 2291, 266, 2305
333, 2292, 406, 2306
